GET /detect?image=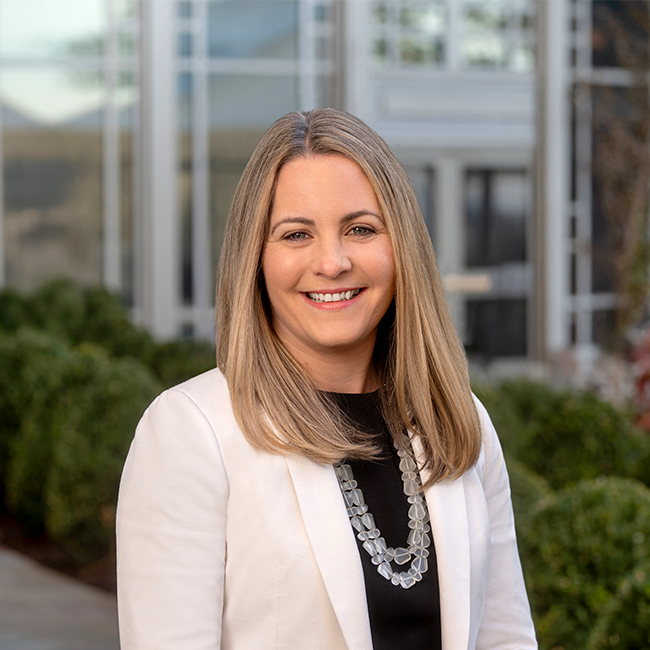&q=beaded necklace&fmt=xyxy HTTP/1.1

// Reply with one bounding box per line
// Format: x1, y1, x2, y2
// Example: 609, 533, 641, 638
334, 446, 431, 590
